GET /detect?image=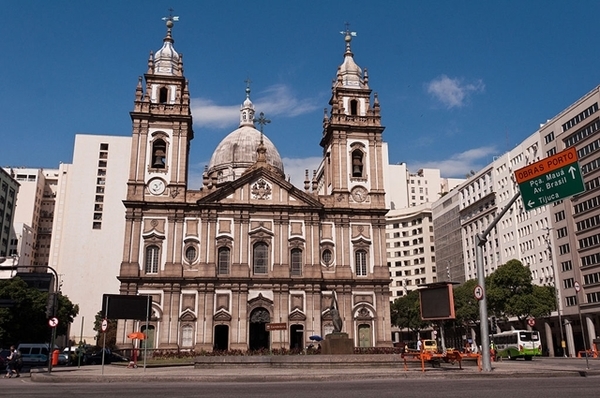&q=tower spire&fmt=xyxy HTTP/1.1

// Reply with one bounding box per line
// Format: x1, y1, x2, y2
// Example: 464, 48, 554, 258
239, 79, 255, 127
154, 10, 181, 76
